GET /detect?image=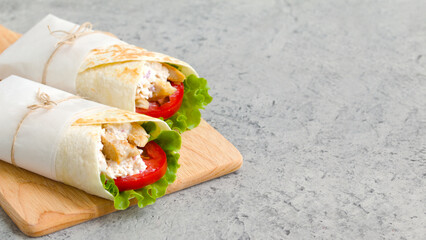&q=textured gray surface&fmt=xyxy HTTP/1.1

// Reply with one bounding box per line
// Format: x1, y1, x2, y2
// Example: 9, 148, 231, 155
0, 0, 425, 239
